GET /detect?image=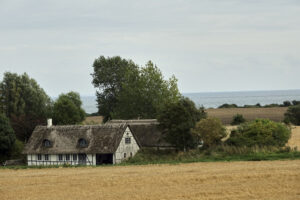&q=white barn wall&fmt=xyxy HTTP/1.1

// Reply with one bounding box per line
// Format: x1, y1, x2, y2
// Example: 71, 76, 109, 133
115, 127, 140, 164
